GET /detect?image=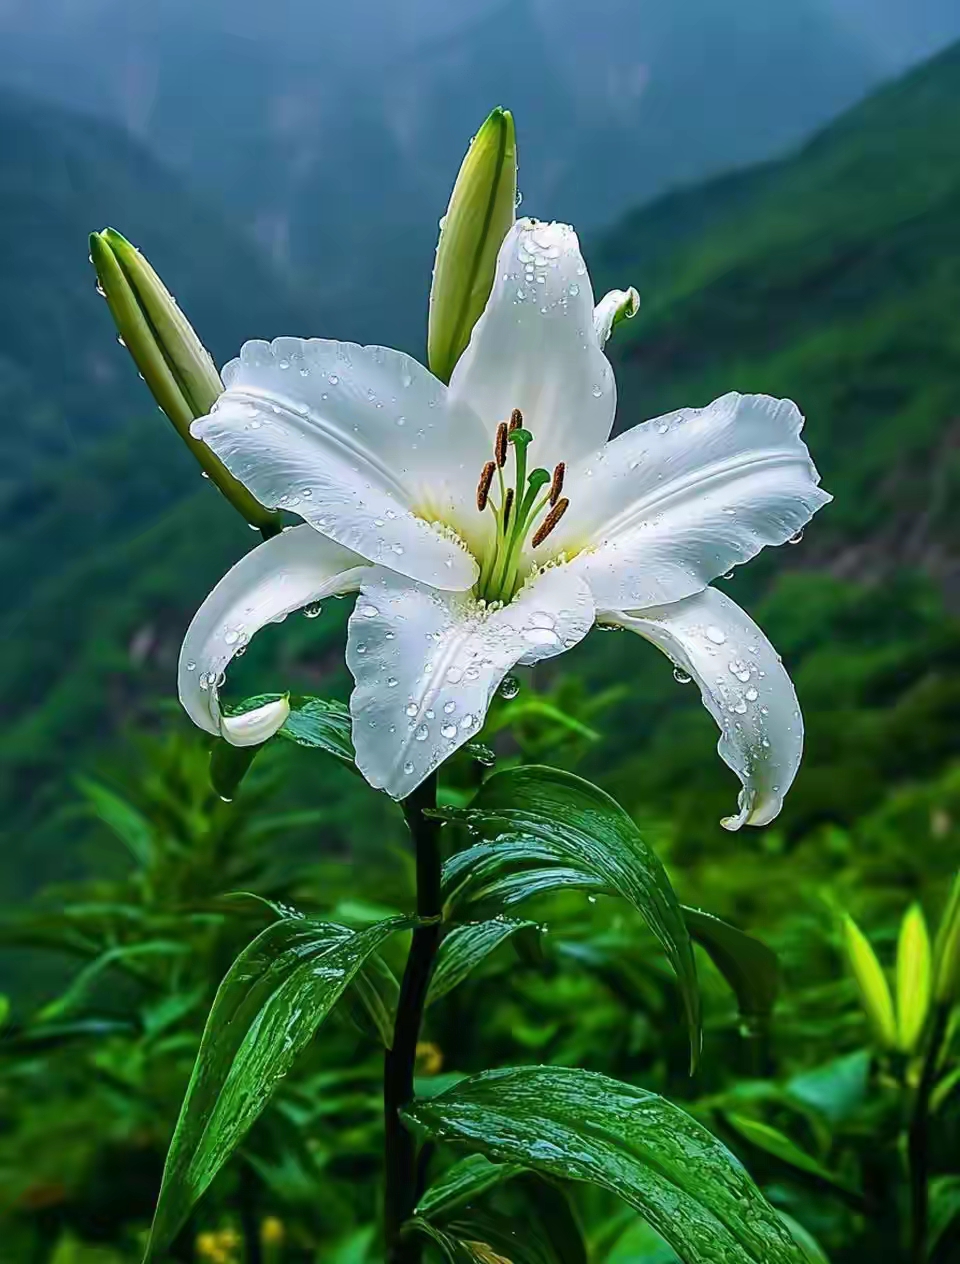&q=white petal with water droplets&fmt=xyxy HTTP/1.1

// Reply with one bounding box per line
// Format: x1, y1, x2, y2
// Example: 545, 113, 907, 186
179, 525, 367, 736
347, 564, 595, 797
221, 696, 291, 748
554, 393, 830, 609
448, 219, 616, 472
605, 587, 803, 829
193, 337, 490, 590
